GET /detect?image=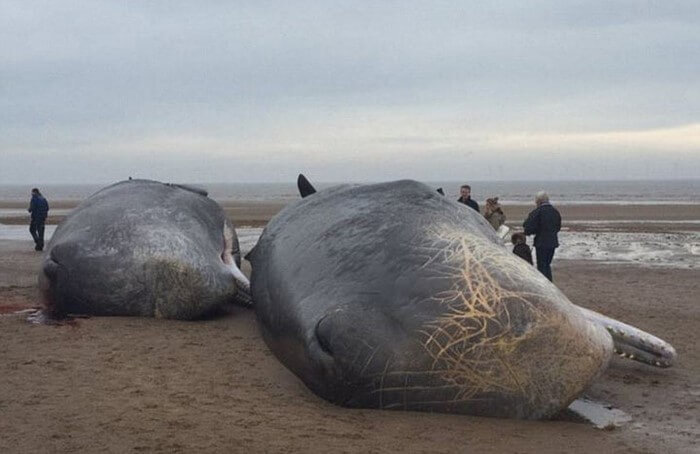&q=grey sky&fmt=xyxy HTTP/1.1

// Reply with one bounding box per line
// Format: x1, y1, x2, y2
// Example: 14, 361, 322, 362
1, 1, 699, 183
